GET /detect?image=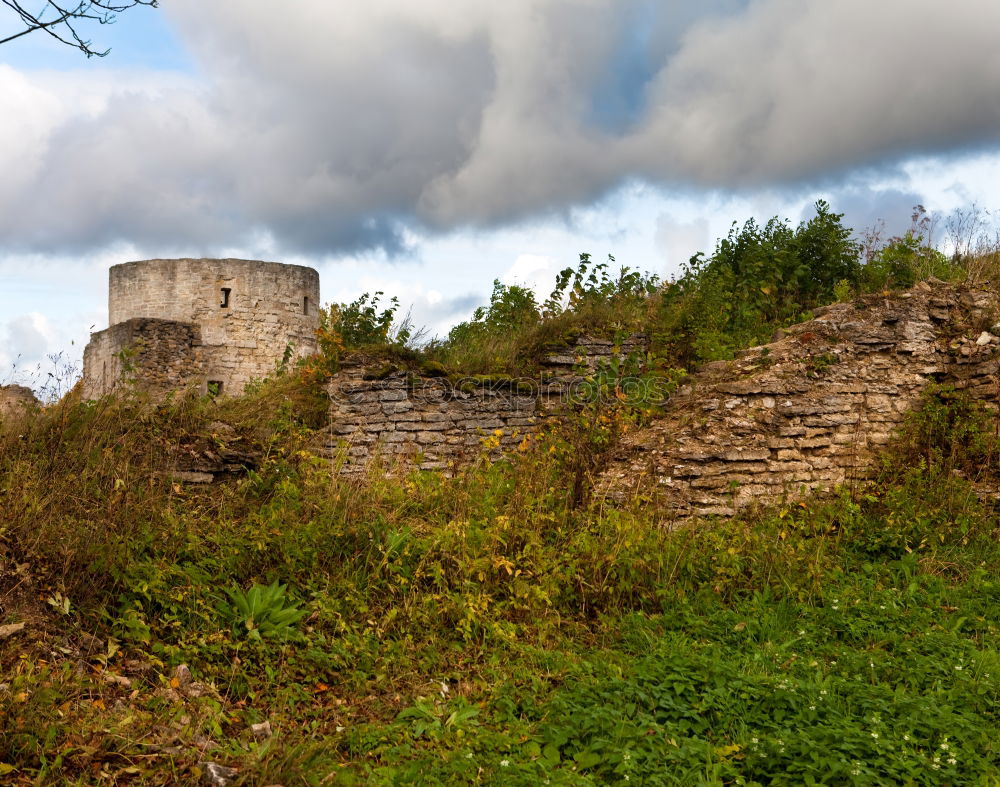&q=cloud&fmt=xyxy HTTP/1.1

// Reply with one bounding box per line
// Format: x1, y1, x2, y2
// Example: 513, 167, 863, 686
807, 187, 928, 242
502, 254, 556, 294
627, 0, 1000, 186
0, 313, 66, 387
2, 0, 1000, 256
654, 215, 710, 270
